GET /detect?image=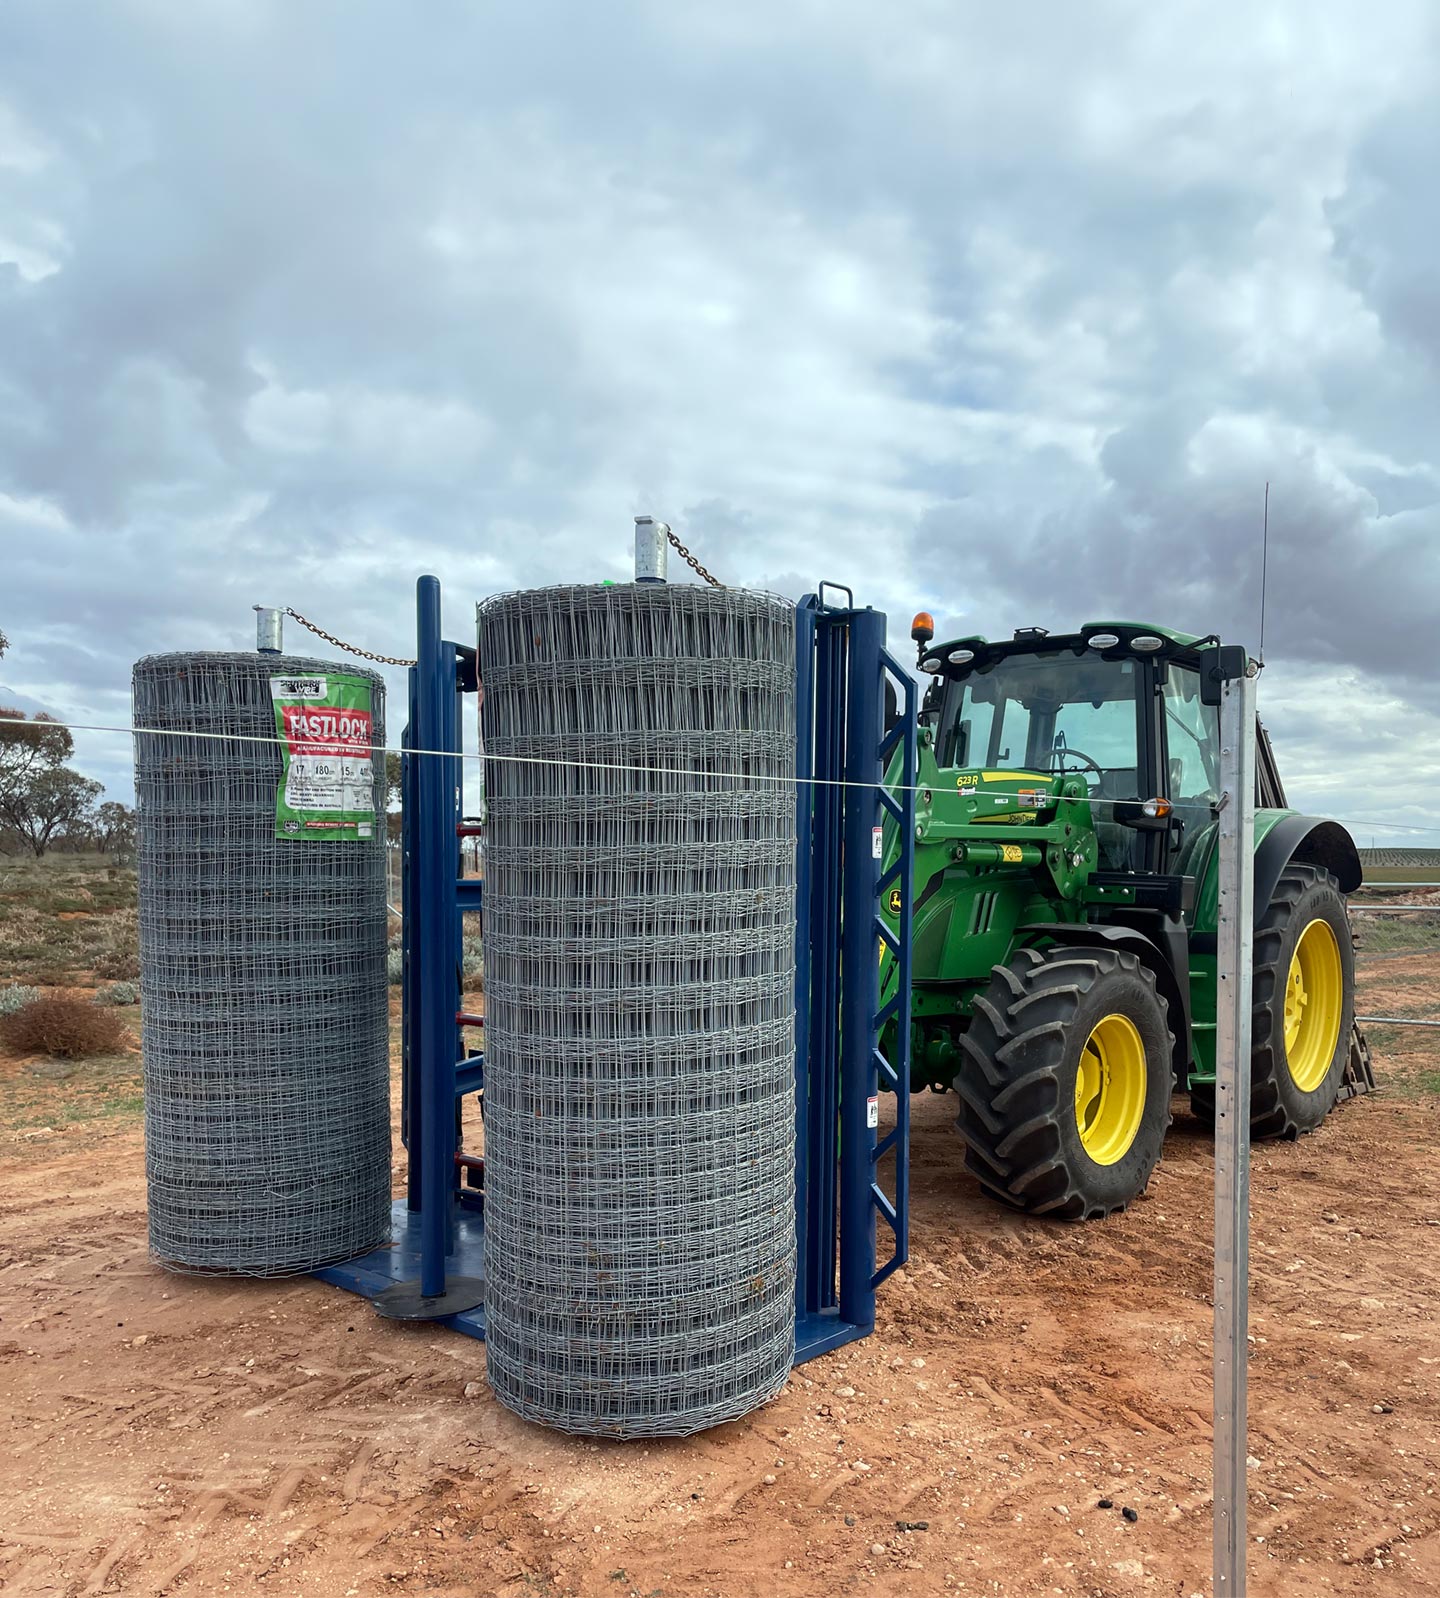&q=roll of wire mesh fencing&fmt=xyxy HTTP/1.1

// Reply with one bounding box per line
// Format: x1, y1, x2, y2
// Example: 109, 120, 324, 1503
477, 583, 798, 1437
132, 652, 391, 1276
